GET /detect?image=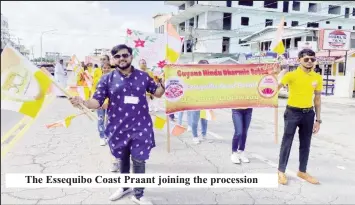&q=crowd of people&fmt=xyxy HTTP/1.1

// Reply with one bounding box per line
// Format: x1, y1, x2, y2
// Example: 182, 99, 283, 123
66, 44, 323, 205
